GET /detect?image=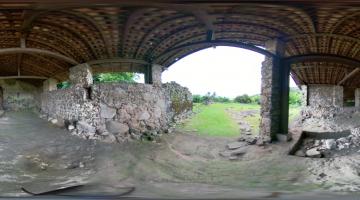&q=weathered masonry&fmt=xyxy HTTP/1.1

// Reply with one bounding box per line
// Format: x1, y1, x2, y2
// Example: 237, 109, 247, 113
41, 64, 192, 142
1, 1, 360, 142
